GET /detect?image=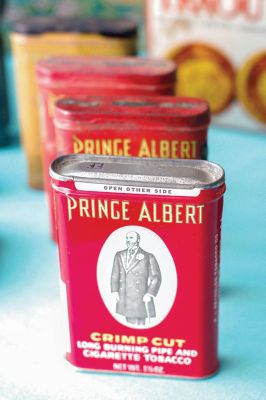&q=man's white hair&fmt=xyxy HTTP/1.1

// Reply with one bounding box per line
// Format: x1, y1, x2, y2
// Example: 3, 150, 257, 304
127, 231, 140, 242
